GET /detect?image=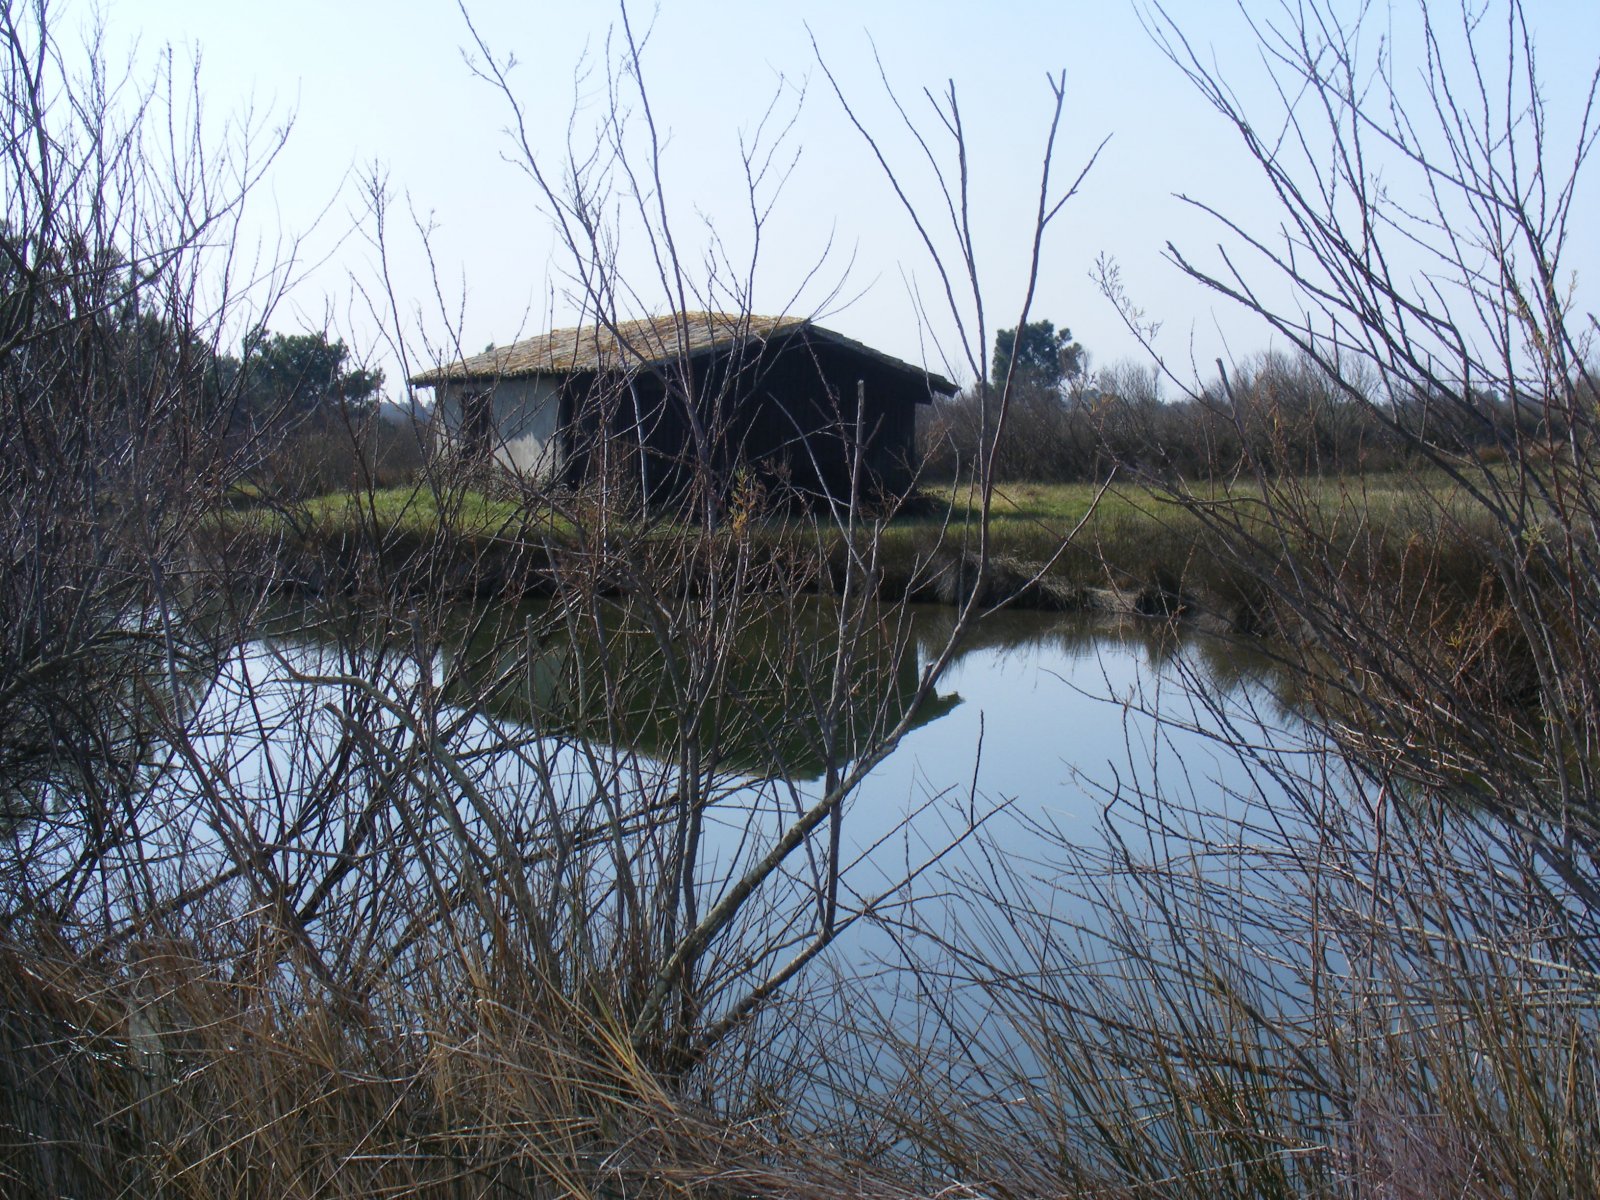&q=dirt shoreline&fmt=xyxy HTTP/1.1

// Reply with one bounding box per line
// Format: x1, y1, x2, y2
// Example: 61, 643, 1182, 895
216, 522, 1241, 632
